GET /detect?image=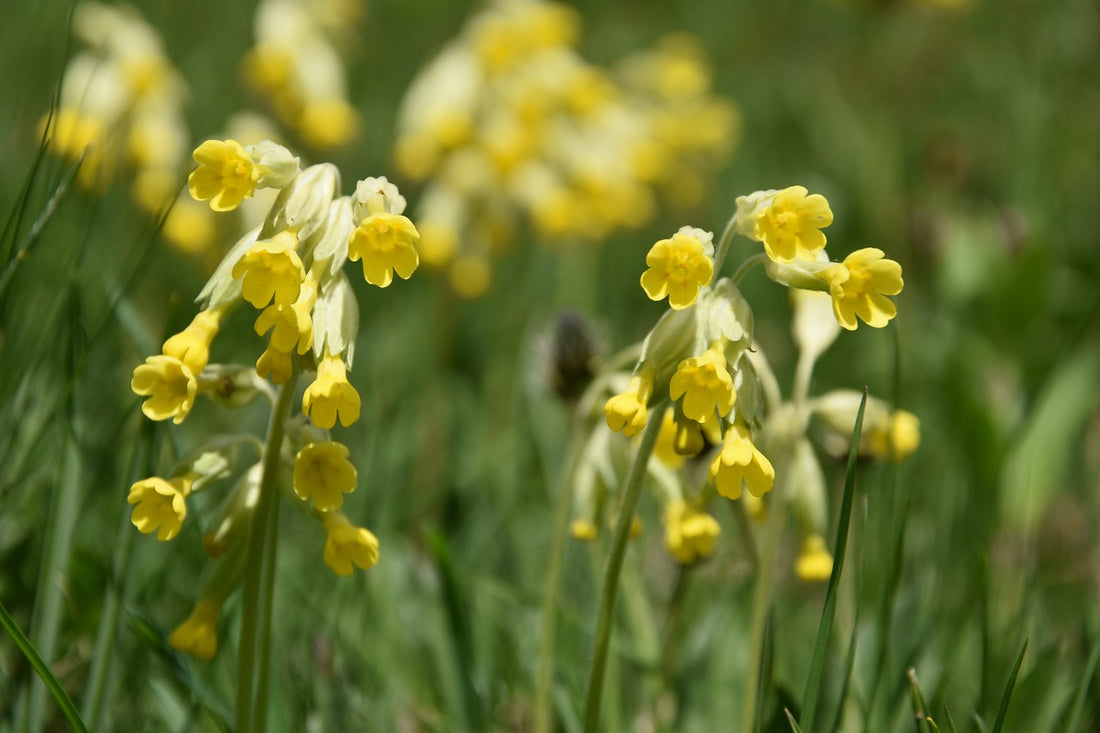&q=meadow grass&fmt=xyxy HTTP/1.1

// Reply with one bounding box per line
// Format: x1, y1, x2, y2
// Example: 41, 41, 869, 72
2, 0, 1099, 731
